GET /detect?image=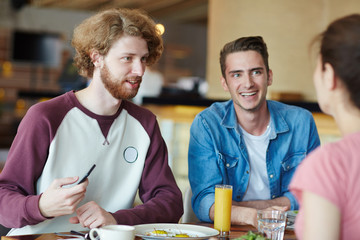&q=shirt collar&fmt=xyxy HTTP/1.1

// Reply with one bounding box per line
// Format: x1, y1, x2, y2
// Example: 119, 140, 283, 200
221, 100, 289, 138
